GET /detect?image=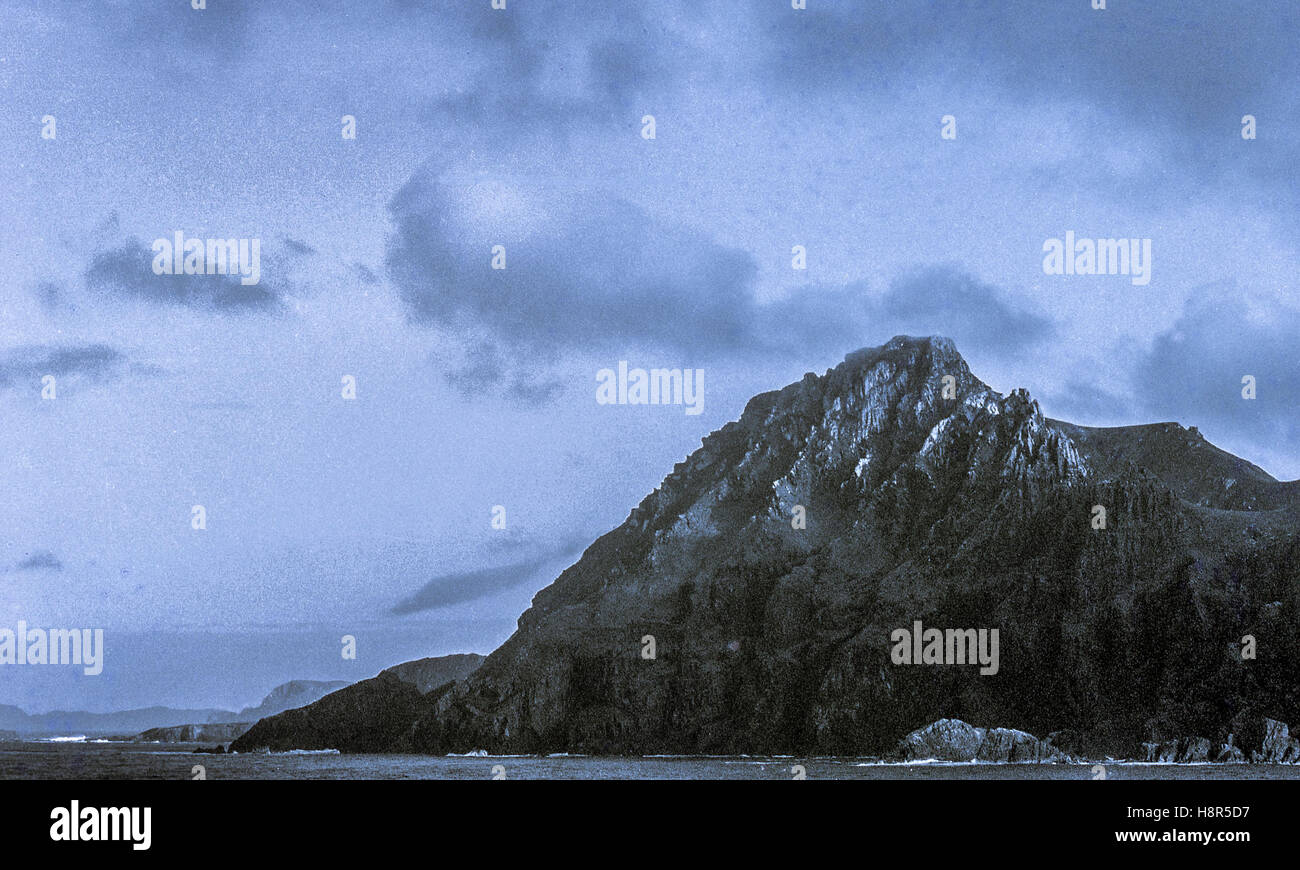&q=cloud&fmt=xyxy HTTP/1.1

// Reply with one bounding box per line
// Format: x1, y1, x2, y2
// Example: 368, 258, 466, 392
36, 282, 68, 313
7, 551, 63, 574
386, 171, 761, 357
443, 343, 565, 406
443, 343, 506, 395
1041, 381, 1137, 426
755, 267, 1054, 360
879, 266, 1055, 350
390, 542, 586, 616
84, 237, 280, 313
751, 1, 1300, 205
505, 376, 565, 406
419, 1, 683, 149
756, 2, 1296, 131
1133, 292, 1300, 451
0, 344, 130, 390
65, 0, 258, 63
282, 237, 316, 256
386, 172, 1054, 397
